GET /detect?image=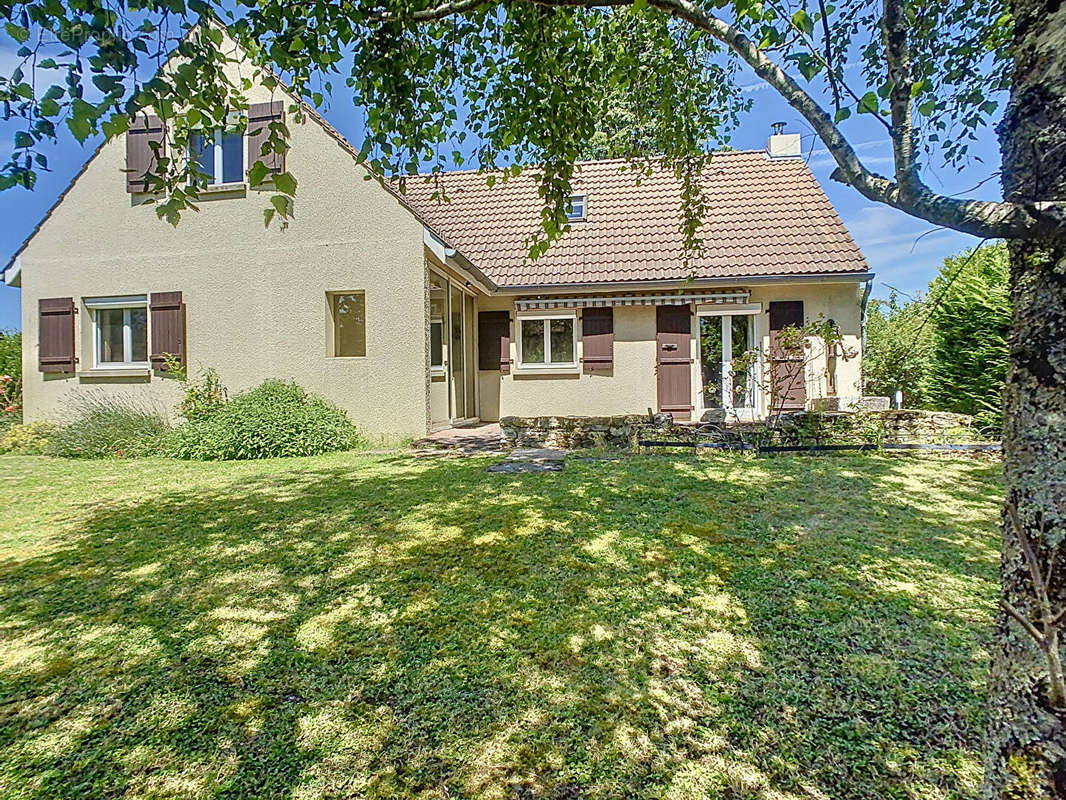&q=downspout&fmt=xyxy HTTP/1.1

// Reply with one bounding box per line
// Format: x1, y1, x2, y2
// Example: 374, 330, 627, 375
859, 277, 873, 392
